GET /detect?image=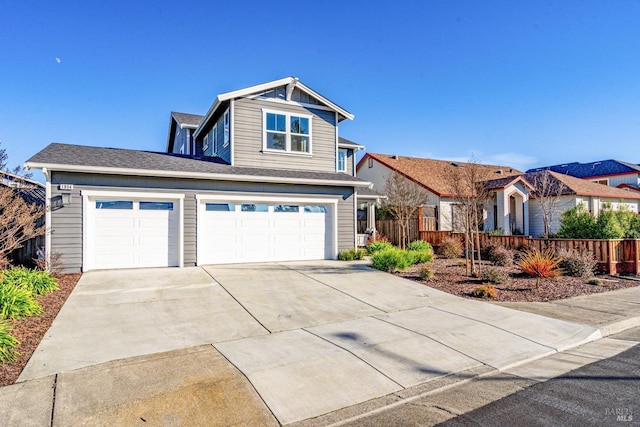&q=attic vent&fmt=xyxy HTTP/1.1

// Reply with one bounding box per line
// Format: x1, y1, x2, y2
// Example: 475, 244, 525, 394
392, 155, 398, 160
451, 162, 459, 167
496, 169, 504, 174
